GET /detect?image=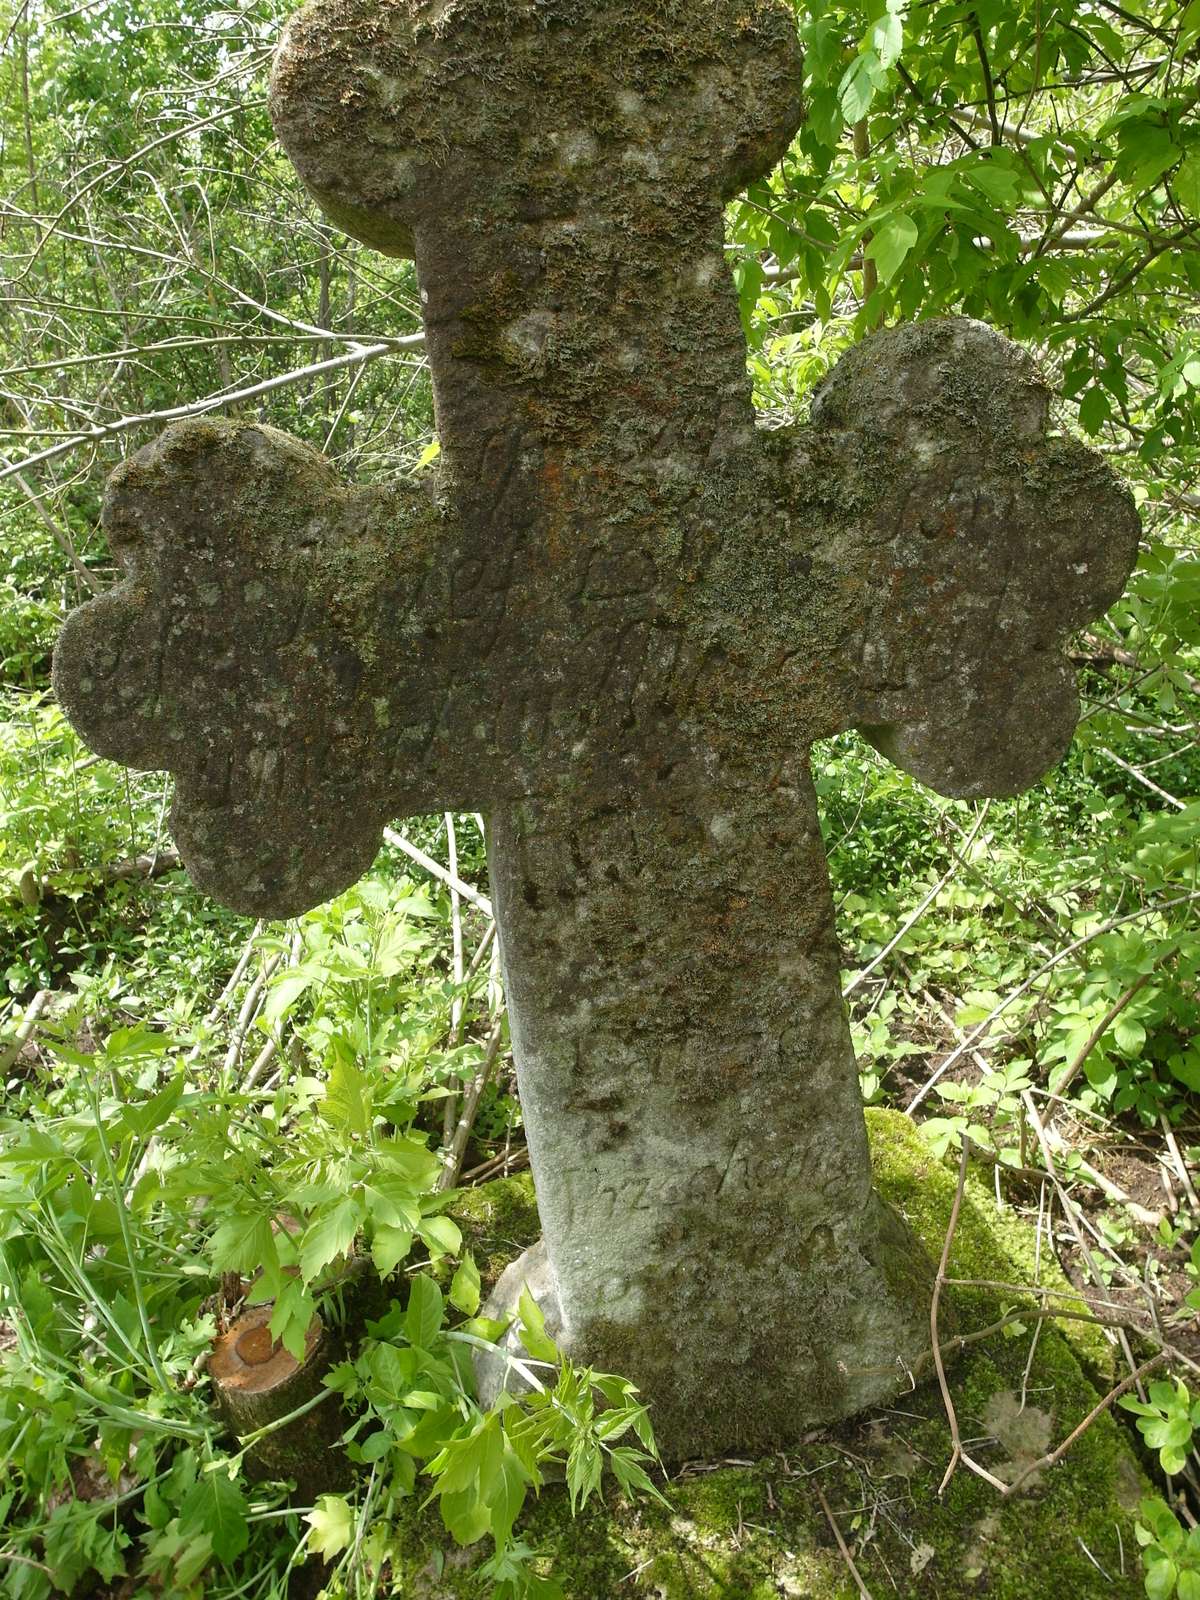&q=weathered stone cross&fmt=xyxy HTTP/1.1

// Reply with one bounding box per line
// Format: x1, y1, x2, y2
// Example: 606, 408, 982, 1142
54, 0, 1139, 1457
